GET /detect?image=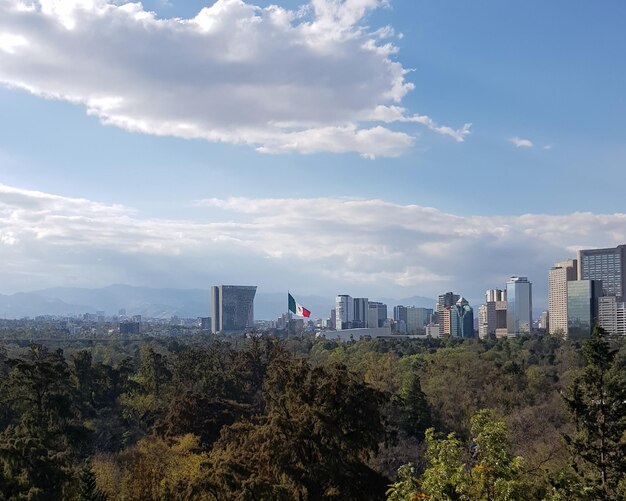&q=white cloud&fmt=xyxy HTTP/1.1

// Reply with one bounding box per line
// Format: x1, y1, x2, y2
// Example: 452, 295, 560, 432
369, 106, 471, 142
0, 0, 469, 157
510, 136, 533, 148
2, 182, 626, 306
